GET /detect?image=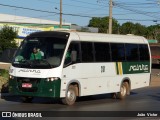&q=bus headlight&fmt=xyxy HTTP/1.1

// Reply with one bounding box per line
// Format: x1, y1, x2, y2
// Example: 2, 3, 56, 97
9, 75, 14, 80
47, 77, 59, 82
